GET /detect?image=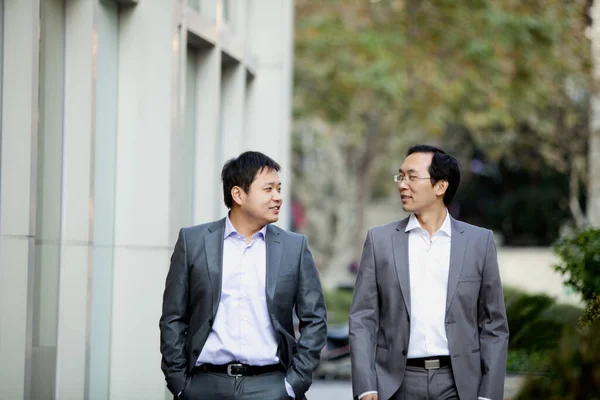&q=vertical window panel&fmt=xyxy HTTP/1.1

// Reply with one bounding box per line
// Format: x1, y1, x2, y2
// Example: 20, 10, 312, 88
32, 0, 65, 397
88, 2, 119, 399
